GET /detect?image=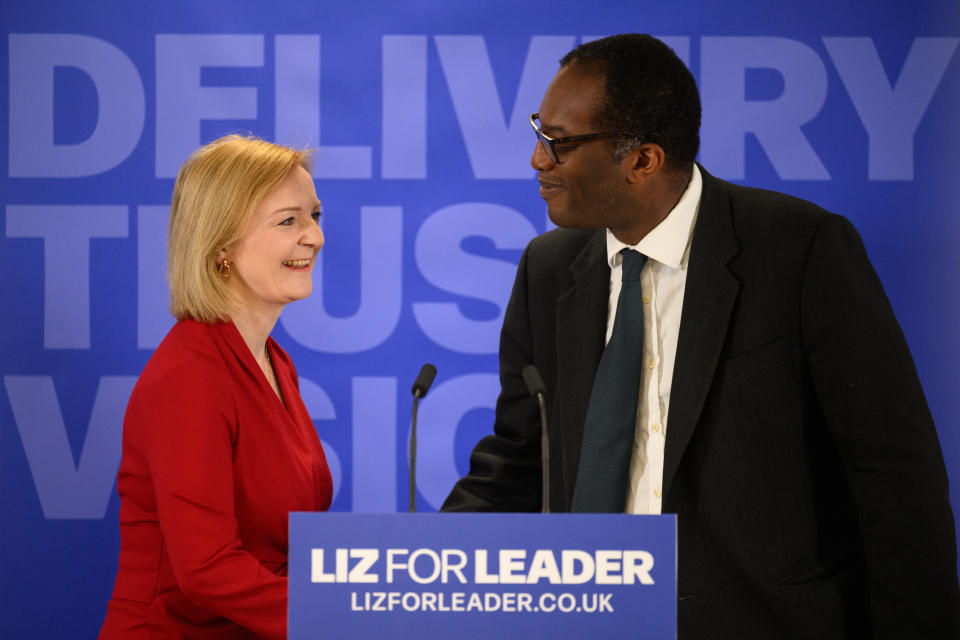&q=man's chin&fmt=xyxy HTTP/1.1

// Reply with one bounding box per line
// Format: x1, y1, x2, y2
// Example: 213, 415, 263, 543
547, 208, 586, 230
